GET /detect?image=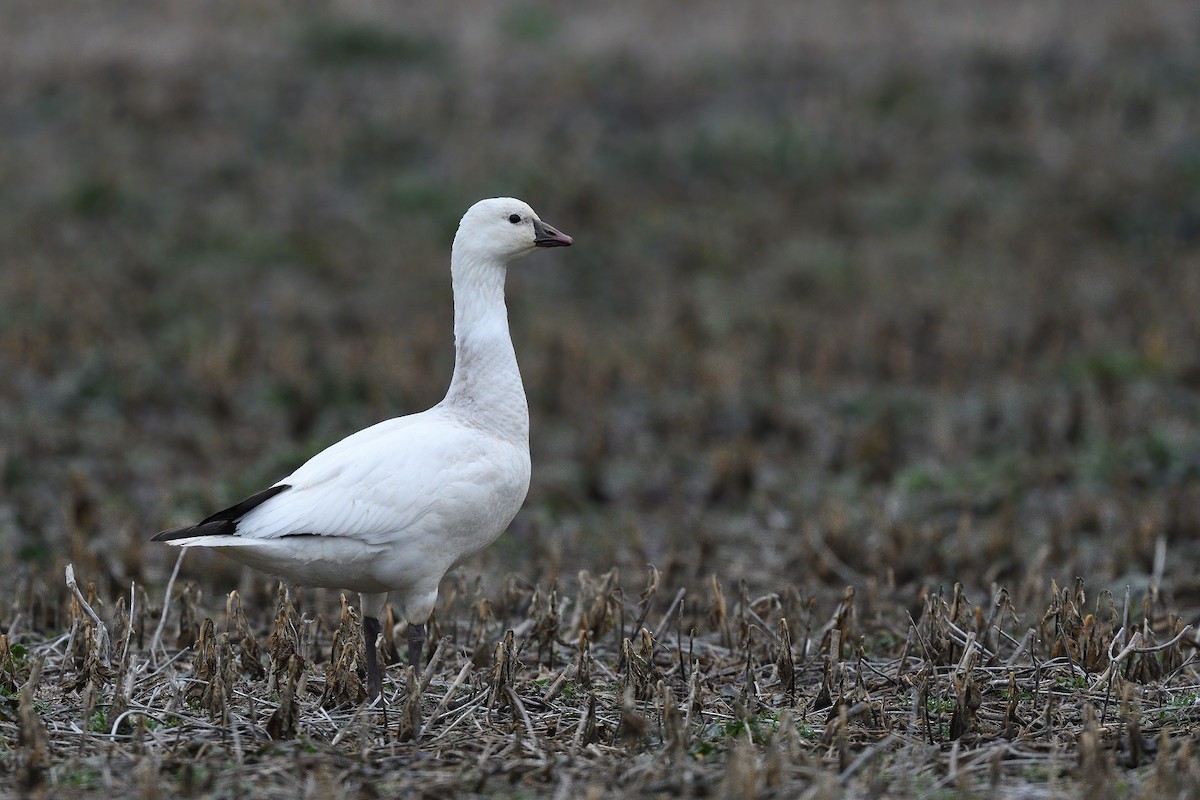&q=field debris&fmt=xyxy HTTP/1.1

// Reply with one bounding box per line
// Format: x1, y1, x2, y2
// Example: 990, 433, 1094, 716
2, 562, 1198, 797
